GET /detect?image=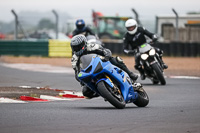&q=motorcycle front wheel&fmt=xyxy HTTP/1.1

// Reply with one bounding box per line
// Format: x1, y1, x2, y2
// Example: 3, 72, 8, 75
97, 81, 126, 109
152, 63, 166, 85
